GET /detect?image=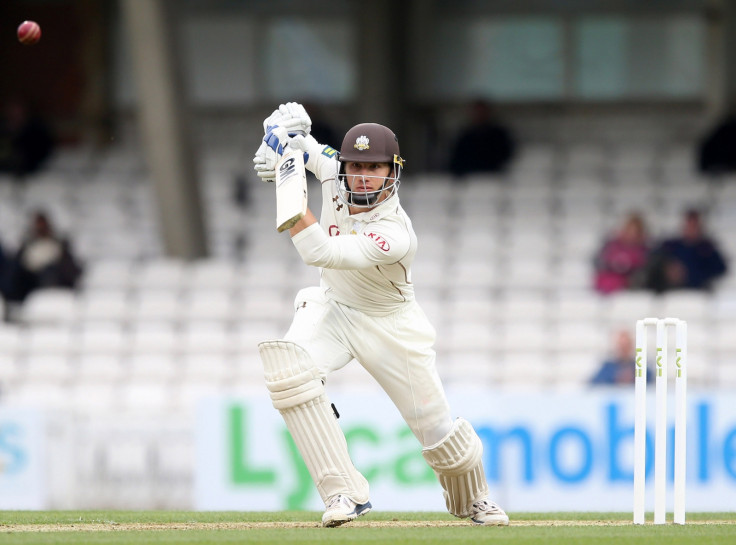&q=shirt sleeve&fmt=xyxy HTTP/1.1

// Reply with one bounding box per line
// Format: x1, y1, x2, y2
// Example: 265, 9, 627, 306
301, 135, 339, 182
291, 221, 411, 270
